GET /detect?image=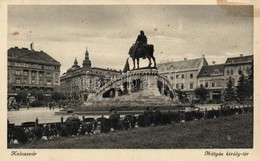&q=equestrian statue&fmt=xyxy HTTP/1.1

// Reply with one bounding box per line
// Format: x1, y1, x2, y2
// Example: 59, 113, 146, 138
128, 31, 156, 69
